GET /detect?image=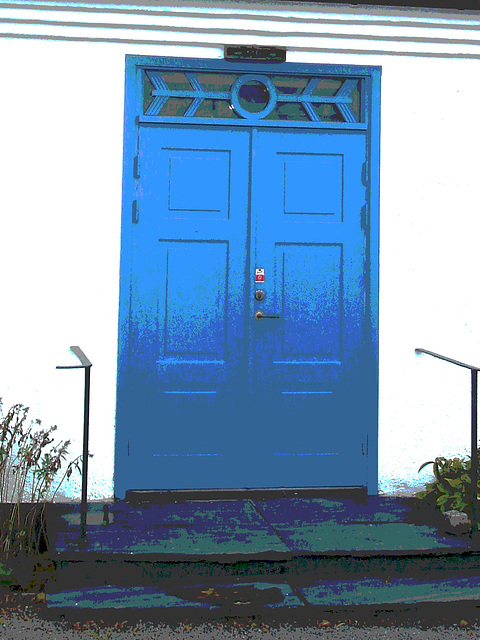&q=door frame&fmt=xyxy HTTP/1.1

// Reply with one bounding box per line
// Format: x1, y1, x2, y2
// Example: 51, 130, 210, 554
116, 55, 381, 498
